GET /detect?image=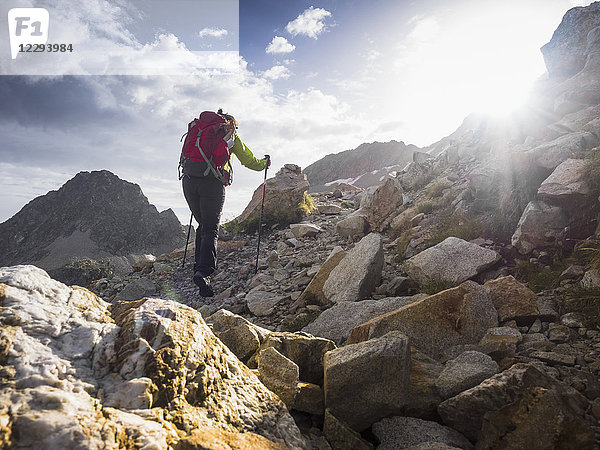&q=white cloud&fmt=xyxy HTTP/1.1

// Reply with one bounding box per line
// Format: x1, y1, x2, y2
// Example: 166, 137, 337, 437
285, 6, 332, 39
266, 36, 295, 54
407, 16, 440, 42
198, 27, 228, 39
262, 65, 292, 80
